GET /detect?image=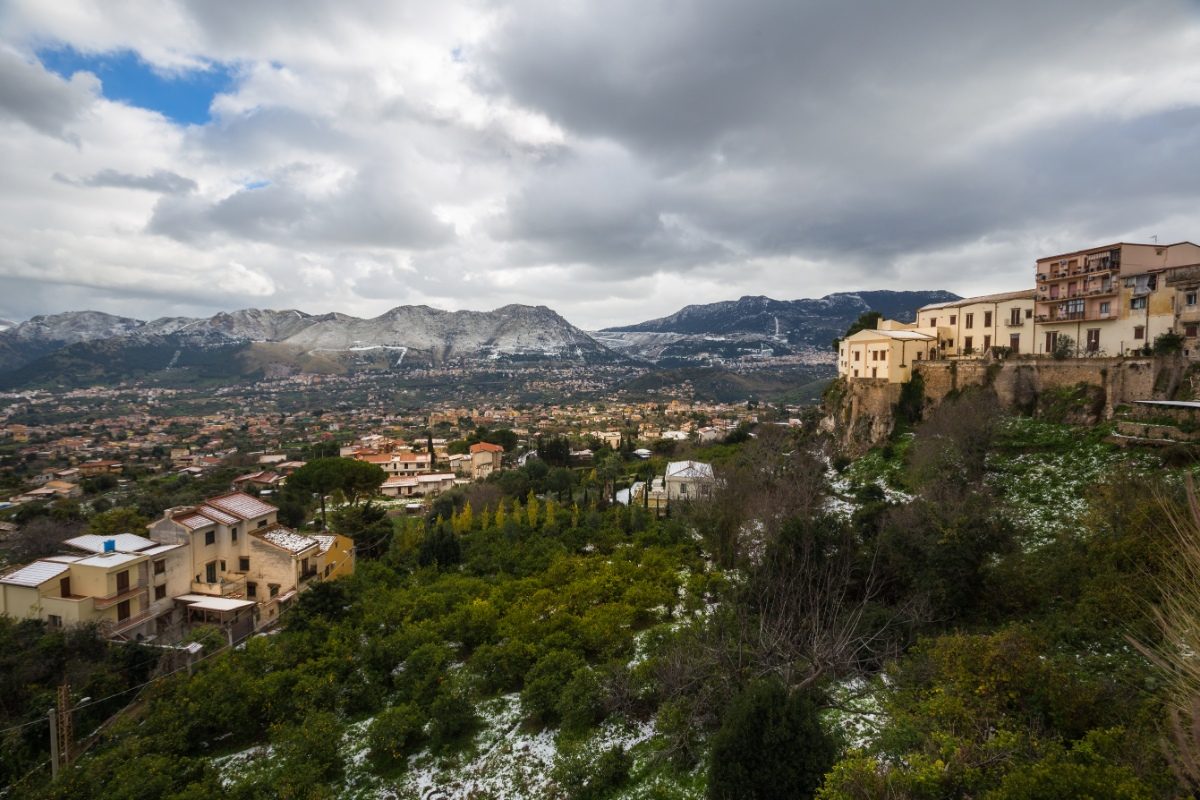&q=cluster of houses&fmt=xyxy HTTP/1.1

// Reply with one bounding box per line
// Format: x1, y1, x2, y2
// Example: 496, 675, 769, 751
839, 241, 1200, 383
342, 437, 504, 500
0, 492, 354, 644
